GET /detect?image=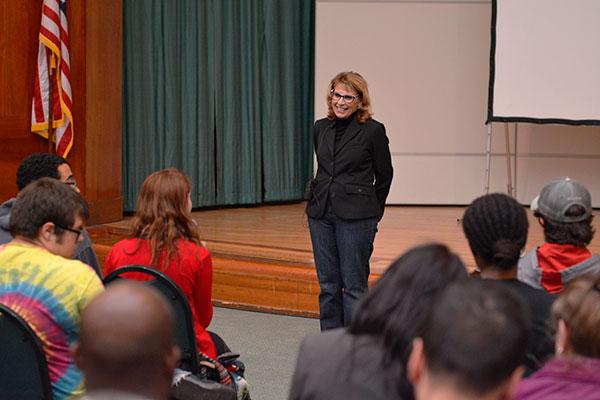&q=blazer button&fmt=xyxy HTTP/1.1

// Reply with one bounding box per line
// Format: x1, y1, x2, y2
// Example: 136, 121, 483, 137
358, 189, 363, 193
331, 193, 336, 198
329, 177, 333, 182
